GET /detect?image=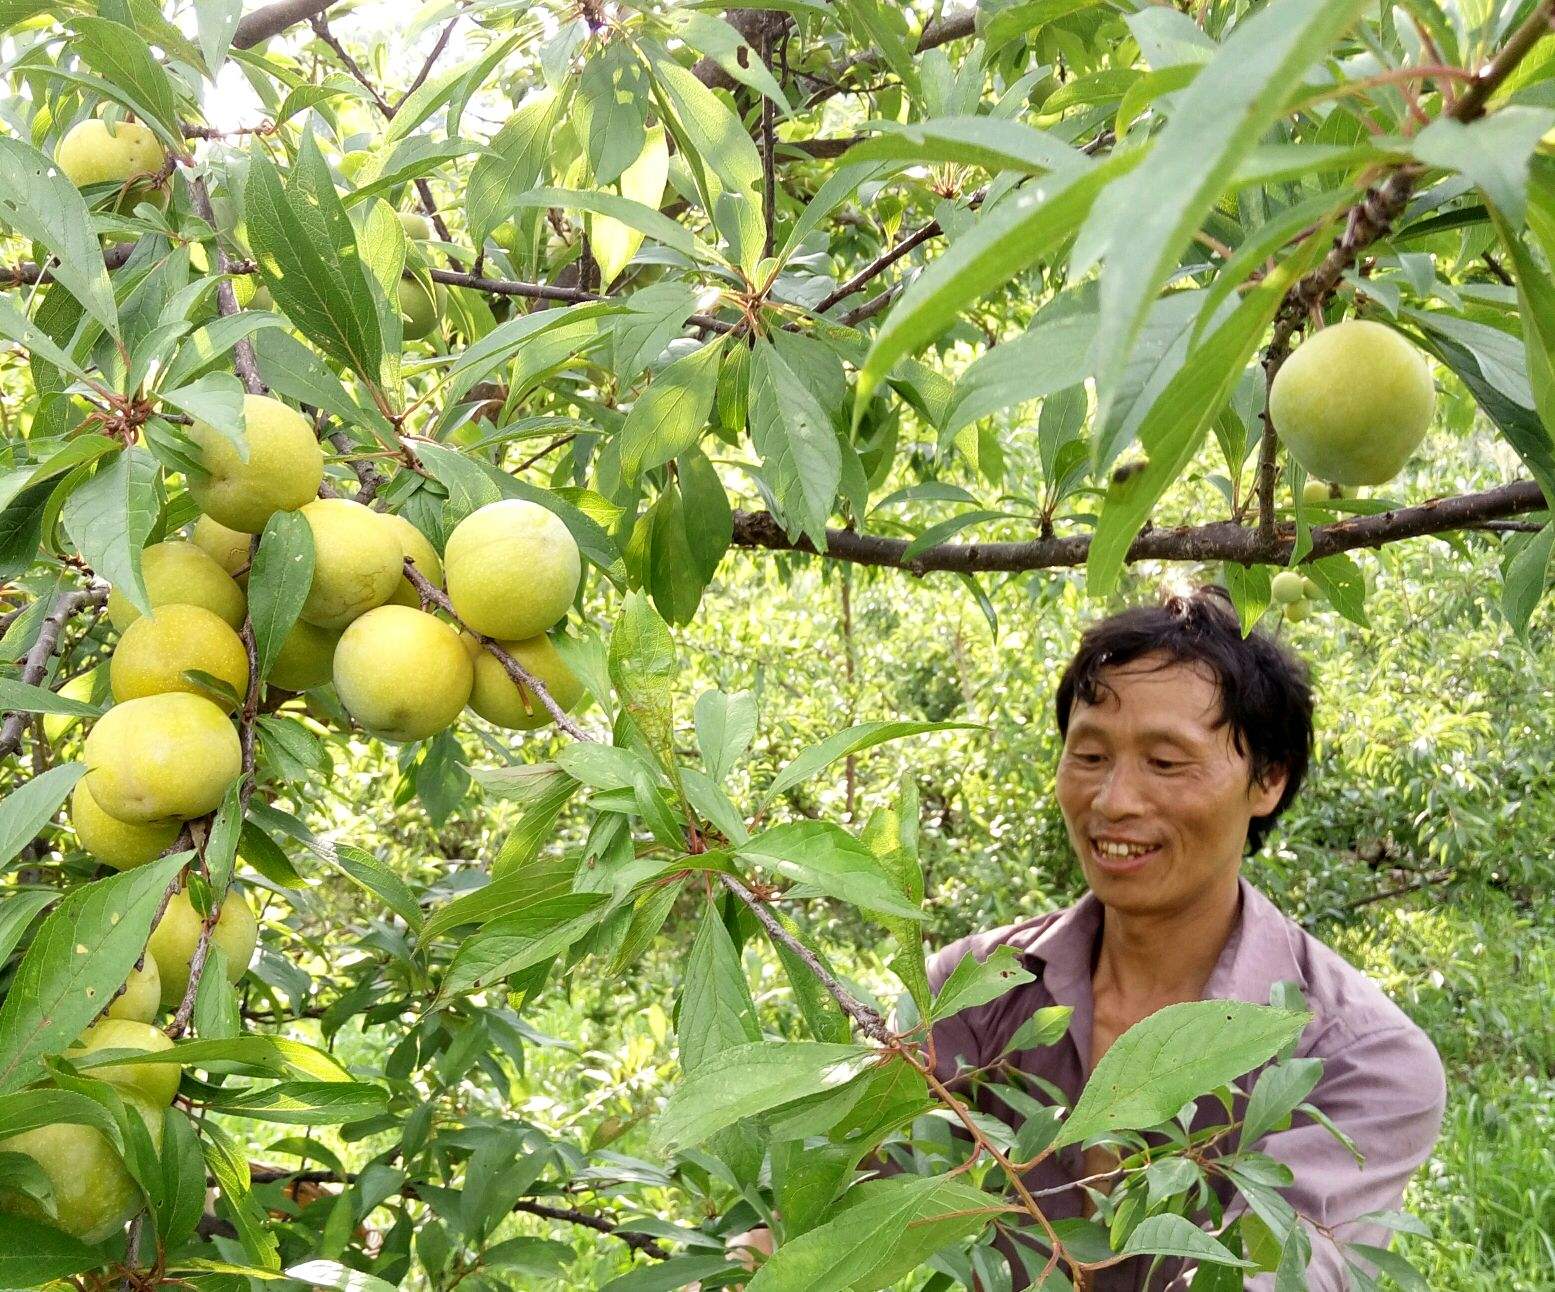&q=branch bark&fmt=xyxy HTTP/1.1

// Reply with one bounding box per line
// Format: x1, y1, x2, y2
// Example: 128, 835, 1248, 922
0, 586, 108, 761
728, 479, 1548, 575
232, 0, 338, 50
